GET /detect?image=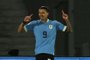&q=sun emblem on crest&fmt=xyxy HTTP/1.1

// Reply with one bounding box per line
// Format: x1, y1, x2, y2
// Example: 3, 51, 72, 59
49, 25, 53, 29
